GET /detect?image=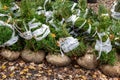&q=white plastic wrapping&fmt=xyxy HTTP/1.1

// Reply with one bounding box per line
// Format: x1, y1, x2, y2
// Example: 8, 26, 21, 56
19, 31, 33, 40
66, 15, 79, 25
10, 3, 21, 17
28, 18, 42, 29
71, 3, 77, 11
58, 37, 79, 53
36, 6, 45, 15
45, 11, 53, 22
0, 13, 7, 17
95, 32, 112, 59
36, 6, 54, 22
83, 8, 88, 18
75, 9, 81, 16
49, 19, 59, 30
16, 18, 50, 41
0, 20, 18, 47
2, 36, 18, 47
111, 1, 120, 20
0, 13, 12, 23
43, 0, 49, 11
28, 19, 50, 41
87, 23, 92, 34
32, 24, 50, 41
